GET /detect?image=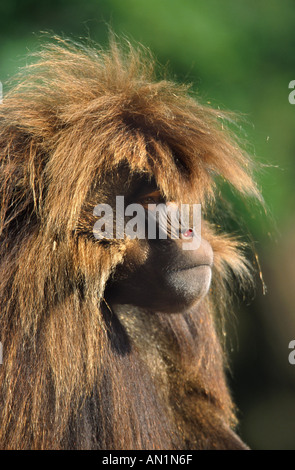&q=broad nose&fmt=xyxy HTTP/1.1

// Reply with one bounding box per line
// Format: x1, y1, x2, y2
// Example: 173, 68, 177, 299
175, 234, 214, 266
